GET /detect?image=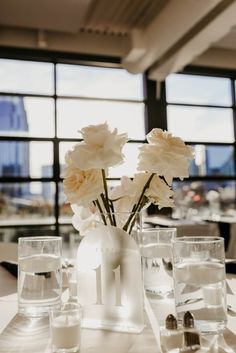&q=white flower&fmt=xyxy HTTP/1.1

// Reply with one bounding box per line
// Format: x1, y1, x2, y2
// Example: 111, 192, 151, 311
62, 123, 194, 234
145, 175, 174, 209
138, 128, 194, 185
63, 152, 103, 207
71, 204, 99, 235
69, 122, 128, 170
132, 173, 174, 209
